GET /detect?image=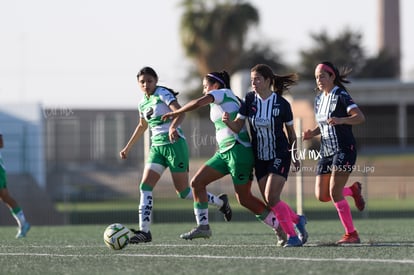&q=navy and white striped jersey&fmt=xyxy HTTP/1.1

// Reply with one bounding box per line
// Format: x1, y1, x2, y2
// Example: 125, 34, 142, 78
315, 86, 358, 157
238, 91, 293, 161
